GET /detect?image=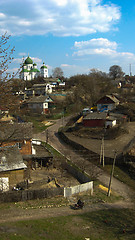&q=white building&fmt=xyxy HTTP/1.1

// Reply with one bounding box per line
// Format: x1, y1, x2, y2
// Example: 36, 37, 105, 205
20, 56, 48, 81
